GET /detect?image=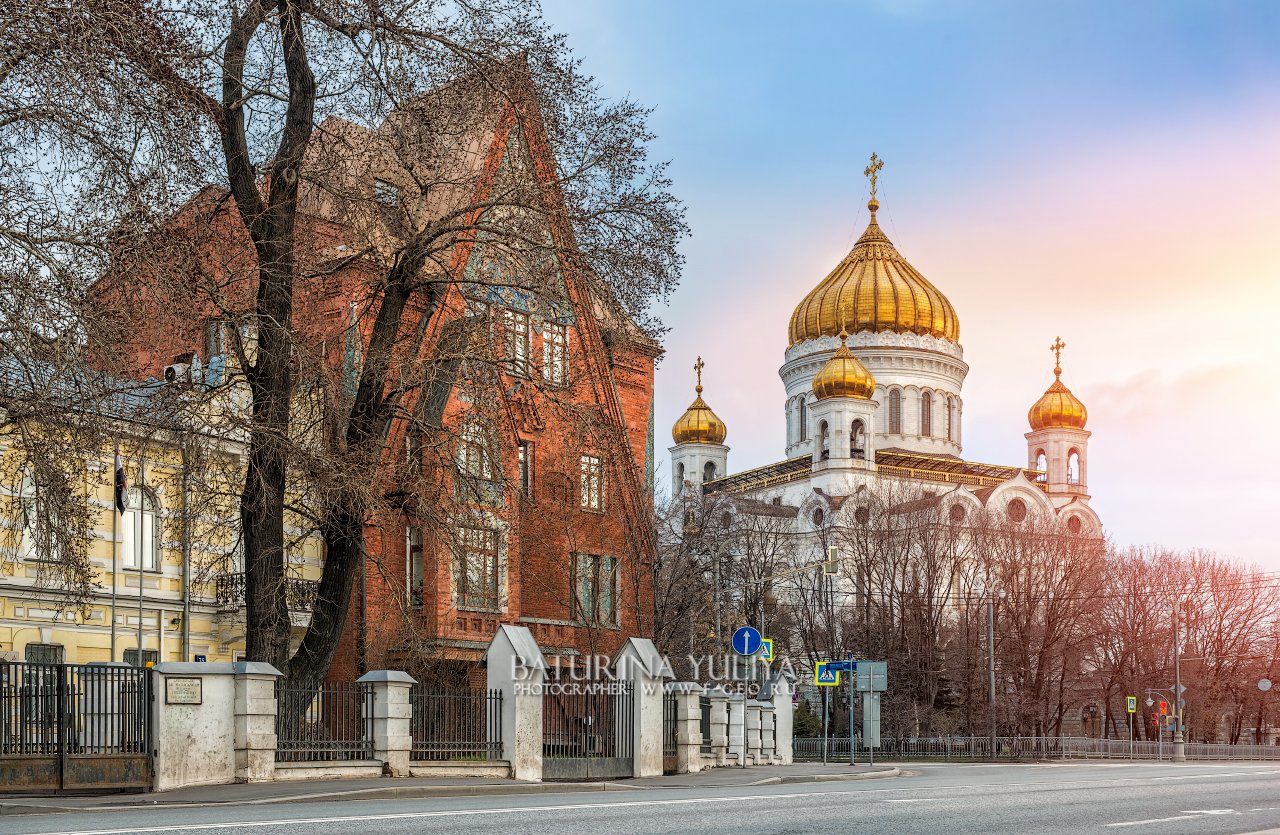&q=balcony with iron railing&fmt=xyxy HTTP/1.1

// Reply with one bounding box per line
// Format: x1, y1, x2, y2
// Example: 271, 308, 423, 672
213, 573, 320, 613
